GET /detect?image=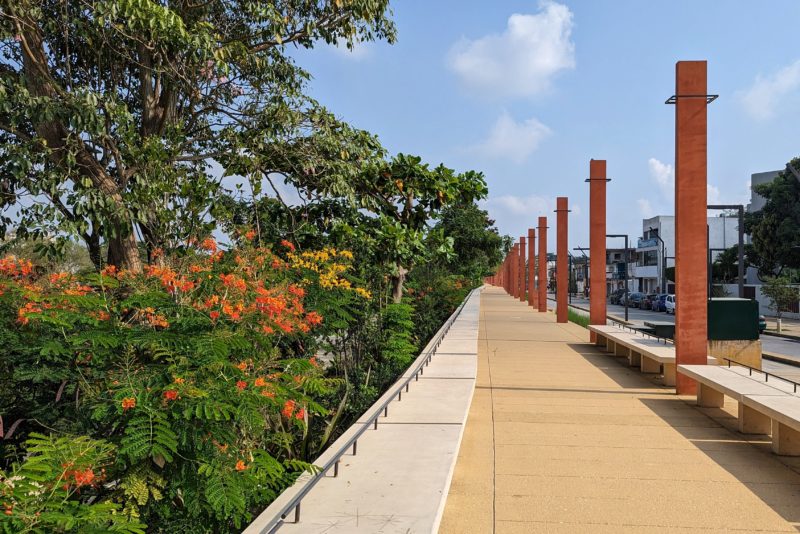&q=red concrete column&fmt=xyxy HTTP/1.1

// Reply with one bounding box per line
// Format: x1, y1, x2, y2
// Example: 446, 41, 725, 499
589, 160, 608, 340
675, 61, 709, 395
527, 228, 536, 307
510, 244, 518, 298
537, 217, 548, 312
518, 236, 526, 302
555, 197, 569, 323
